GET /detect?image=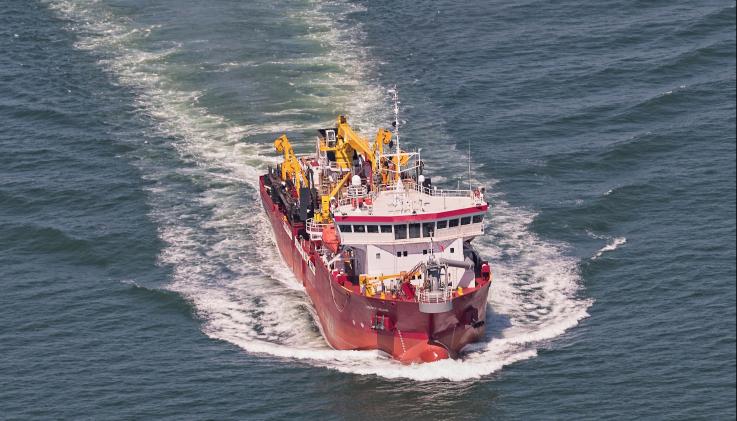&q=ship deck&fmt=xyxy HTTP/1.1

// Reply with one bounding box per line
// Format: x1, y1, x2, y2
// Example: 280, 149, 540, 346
335, 180, 484, 217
